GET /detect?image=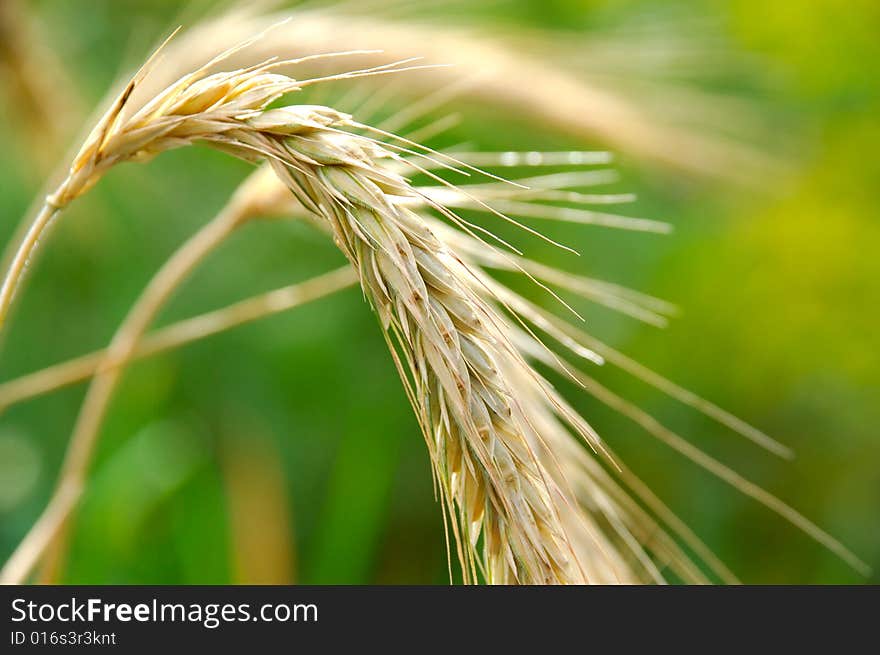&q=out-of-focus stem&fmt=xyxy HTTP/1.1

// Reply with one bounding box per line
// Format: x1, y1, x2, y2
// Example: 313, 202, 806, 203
39, 206, 249, 583
0, 479, 81, 586
0, 266, 357, 412
1, 187, 257, 584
